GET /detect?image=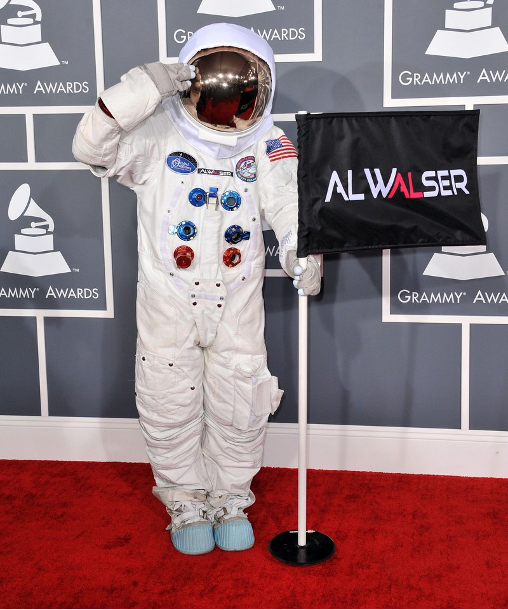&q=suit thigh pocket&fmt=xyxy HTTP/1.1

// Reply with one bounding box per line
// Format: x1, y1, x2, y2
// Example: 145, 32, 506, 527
205, 354, 283, 431
135, 346, 203, 426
